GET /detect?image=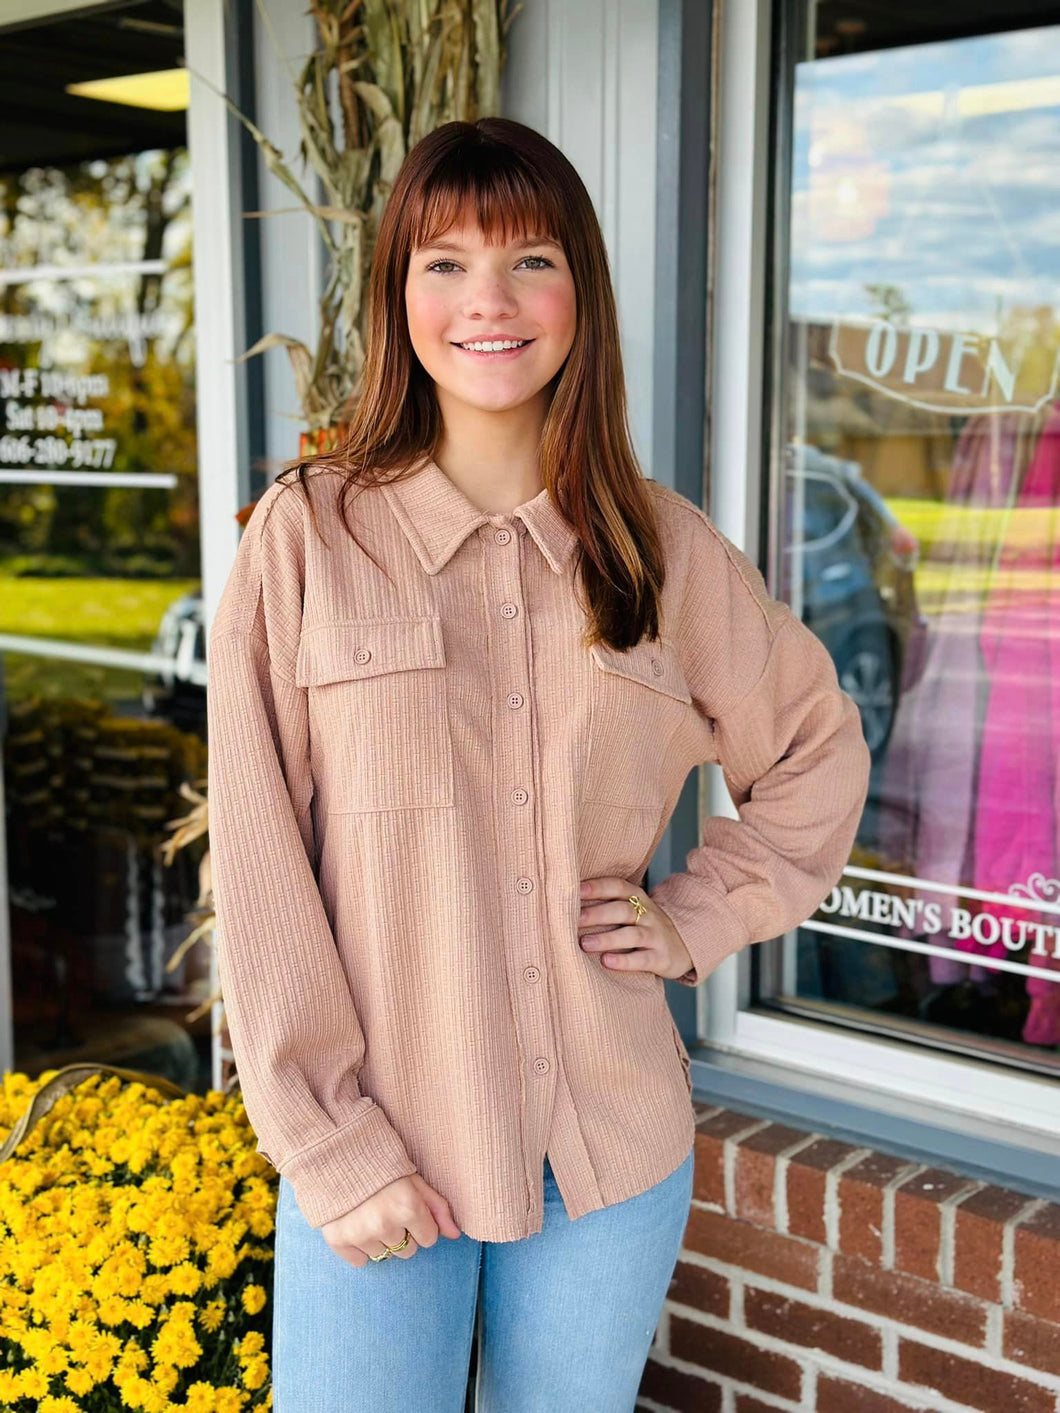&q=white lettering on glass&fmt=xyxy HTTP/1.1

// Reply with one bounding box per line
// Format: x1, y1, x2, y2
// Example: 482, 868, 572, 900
828, 318, 1060, 415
